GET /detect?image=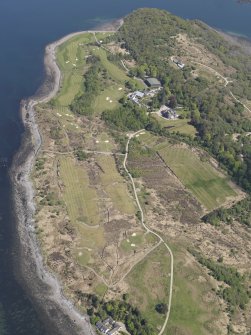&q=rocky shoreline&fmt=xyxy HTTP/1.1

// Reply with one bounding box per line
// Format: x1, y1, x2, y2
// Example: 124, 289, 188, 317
10, 19, 123, 335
